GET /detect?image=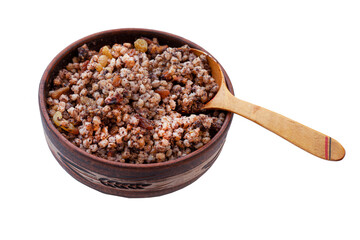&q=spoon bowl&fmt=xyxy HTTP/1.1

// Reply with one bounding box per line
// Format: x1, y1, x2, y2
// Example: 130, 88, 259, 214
191, 48, 345, 161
